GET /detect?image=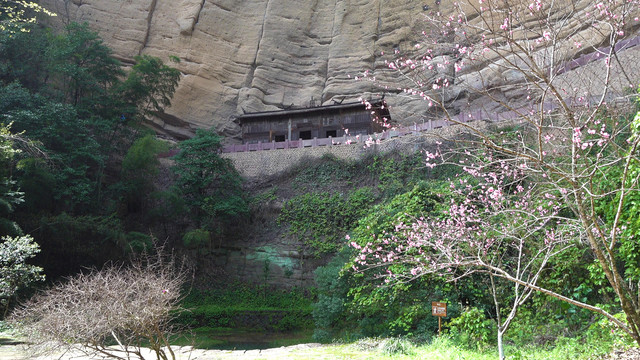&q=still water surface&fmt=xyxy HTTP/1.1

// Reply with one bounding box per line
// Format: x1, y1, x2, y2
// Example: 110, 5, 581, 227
191, 328, 314, 350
